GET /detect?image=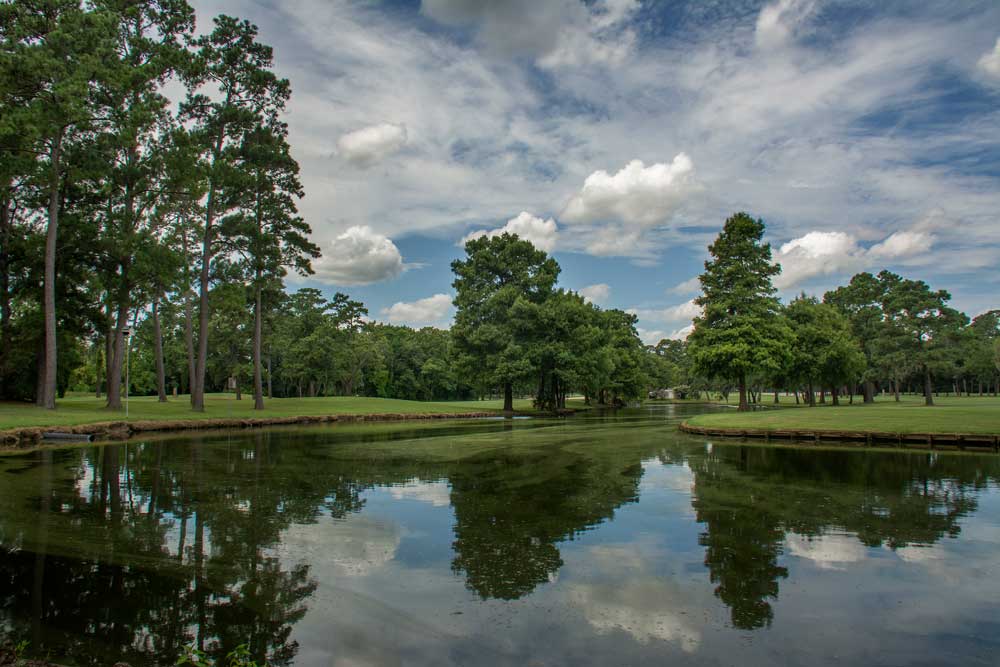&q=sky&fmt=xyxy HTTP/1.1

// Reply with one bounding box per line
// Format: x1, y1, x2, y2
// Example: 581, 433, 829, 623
189, 0, 1000, 343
